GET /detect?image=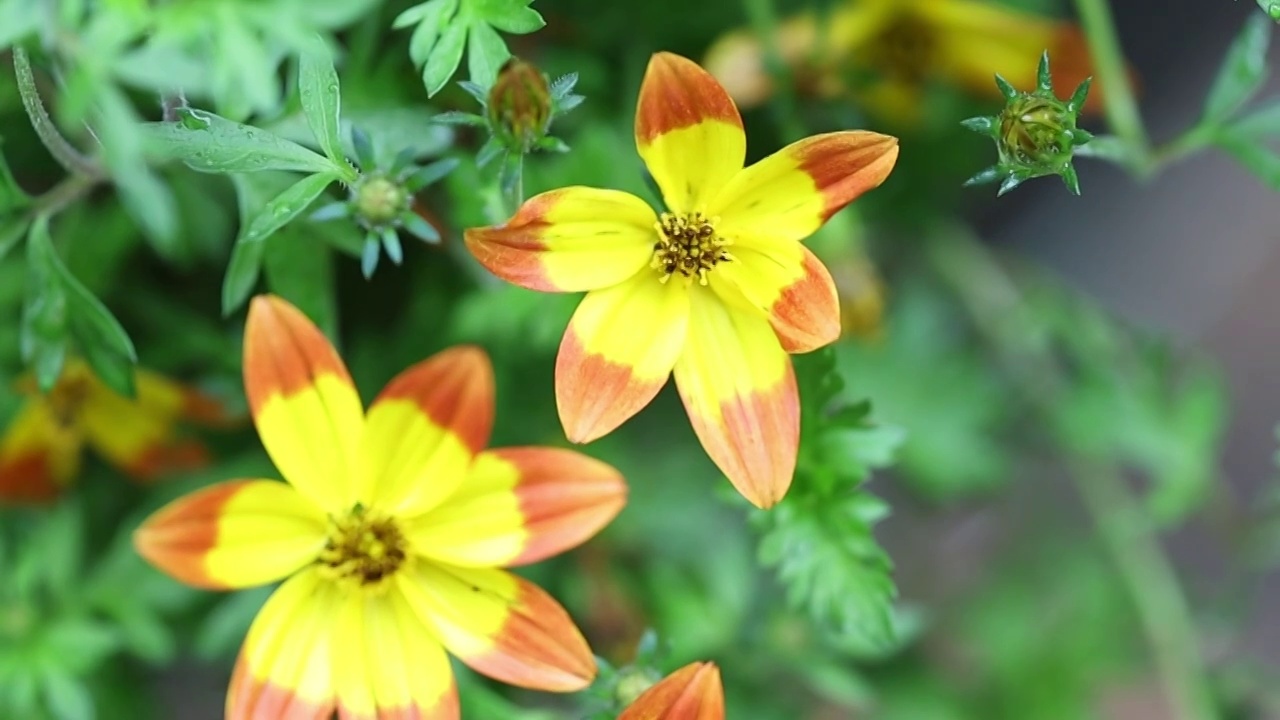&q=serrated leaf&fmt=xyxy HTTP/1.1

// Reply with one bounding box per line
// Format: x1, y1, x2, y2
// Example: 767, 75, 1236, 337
298, 38, 350, 175
423, 20, 468, 96
1218, 130, 1280, 190
402, 0, 459, 66
140, 110, 339, 175
467, 21, 510, 87
1204, 12, 1272, 122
